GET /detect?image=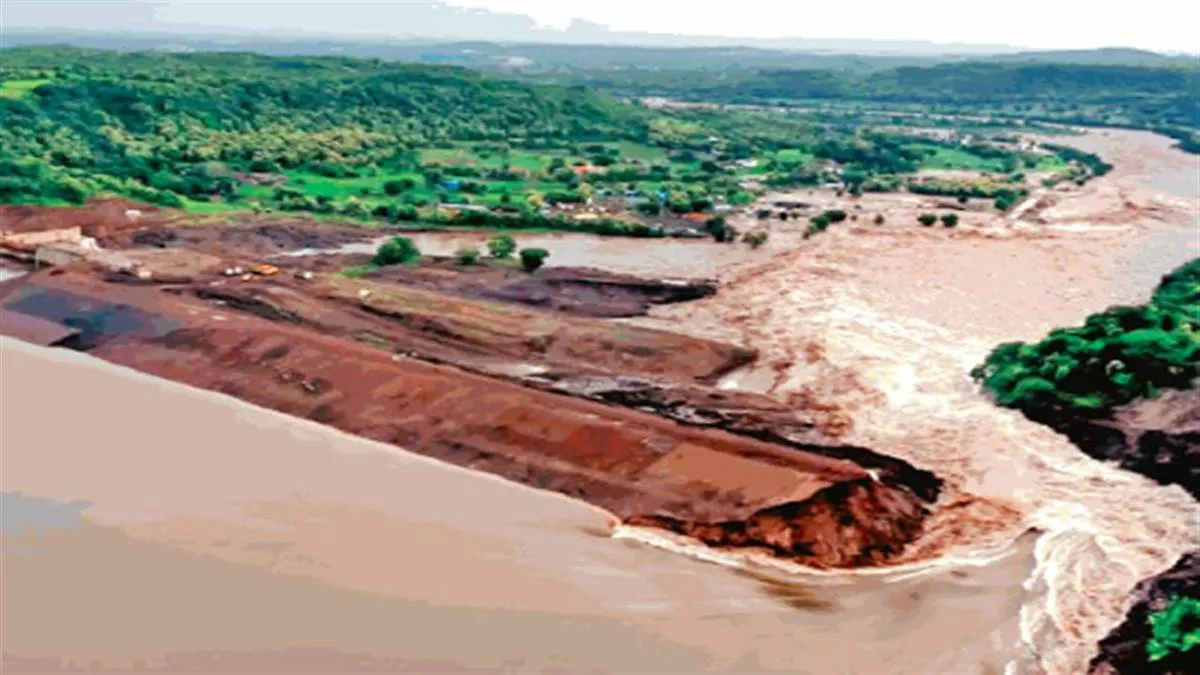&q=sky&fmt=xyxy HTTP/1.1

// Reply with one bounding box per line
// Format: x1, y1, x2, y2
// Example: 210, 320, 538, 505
445, 0, 1197, 52
5, 0, 1200, 53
